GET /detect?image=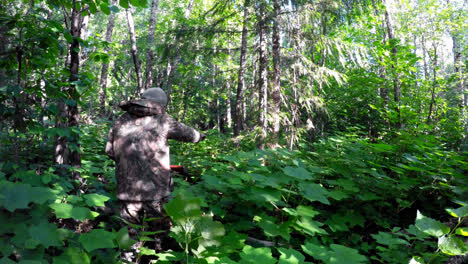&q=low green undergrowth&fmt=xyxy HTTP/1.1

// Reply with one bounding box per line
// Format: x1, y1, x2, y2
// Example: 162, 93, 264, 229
0, 123, 466, 263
